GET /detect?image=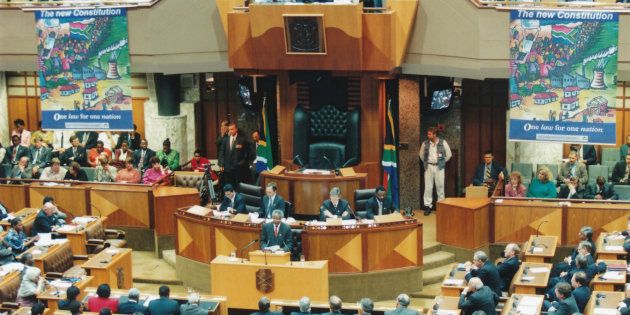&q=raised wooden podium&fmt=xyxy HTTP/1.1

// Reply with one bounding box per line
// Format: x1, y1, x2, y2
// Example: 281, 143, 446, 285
210, 255, 328, 309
